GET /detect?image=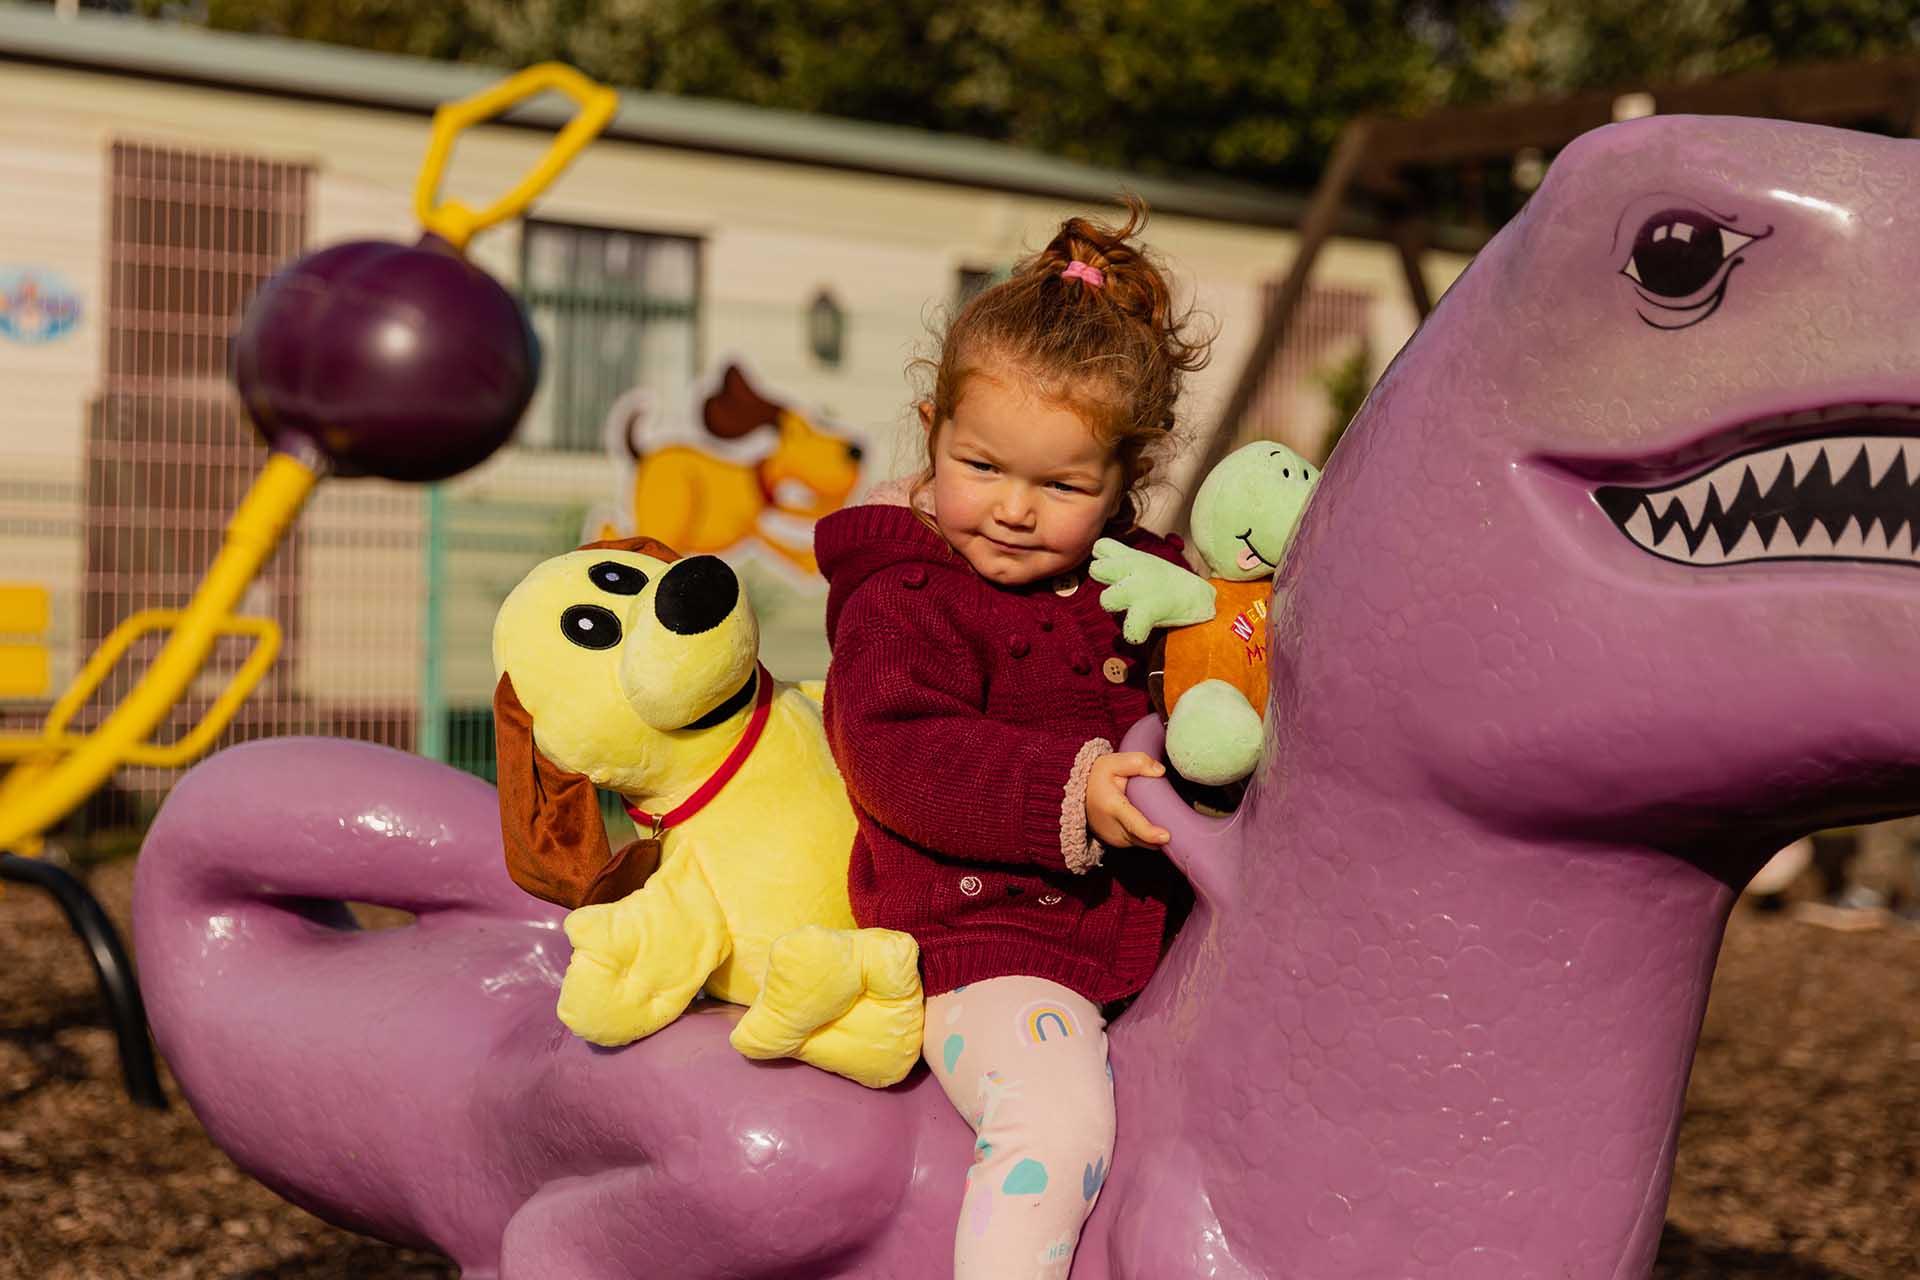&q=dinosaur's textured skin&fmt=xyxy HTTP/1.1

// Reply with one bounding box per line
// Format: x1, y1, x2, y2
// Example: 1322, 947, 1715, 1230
133, 115, 1920, 1278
